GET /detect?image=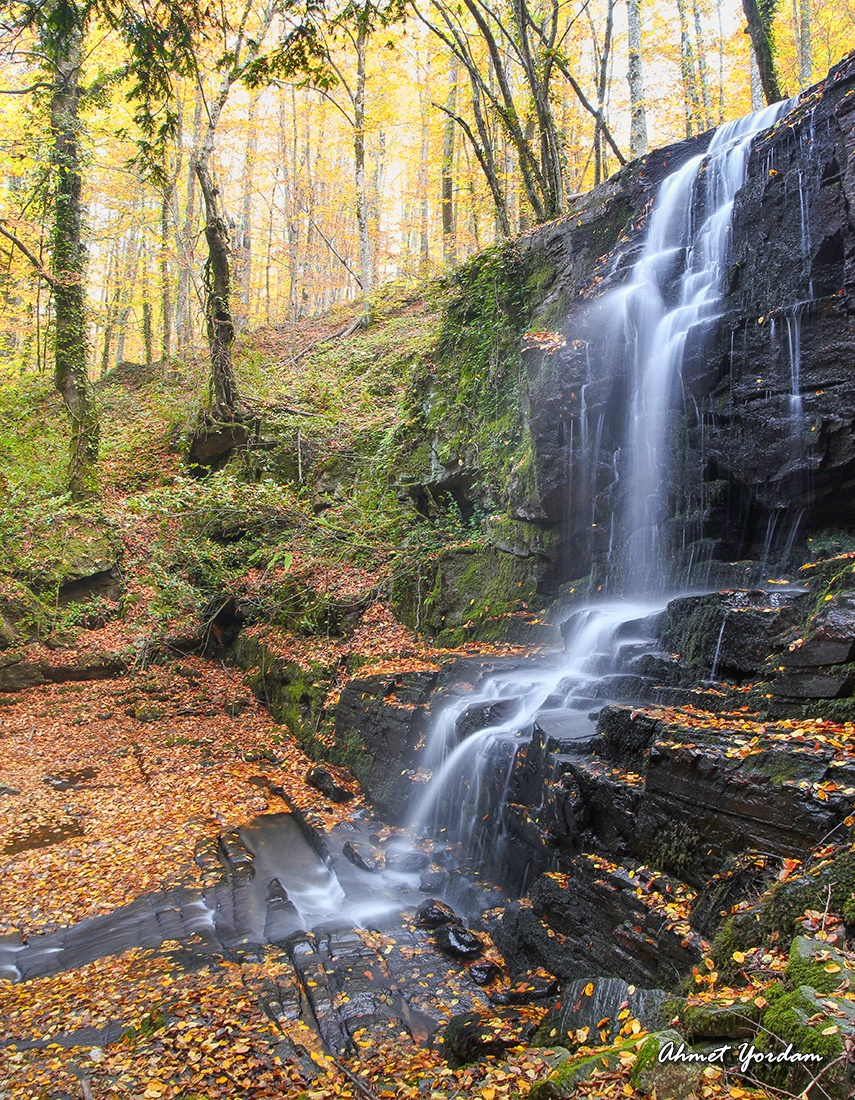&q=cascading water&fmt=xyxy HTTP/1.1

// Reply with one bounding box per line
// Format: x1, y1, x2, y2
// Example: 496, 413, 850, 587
406, 97, 798, 888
